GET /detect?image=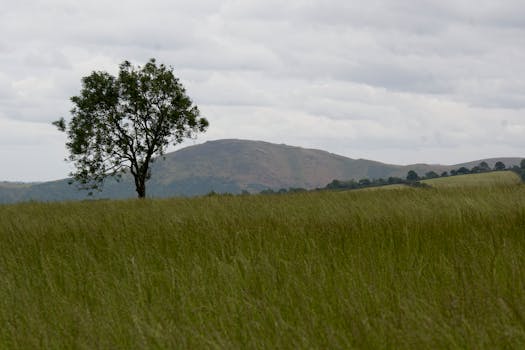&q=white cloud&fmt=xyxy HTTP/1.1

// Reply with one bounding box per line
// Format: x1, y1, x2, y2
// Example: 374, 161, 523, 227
0, 117, 71, 181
